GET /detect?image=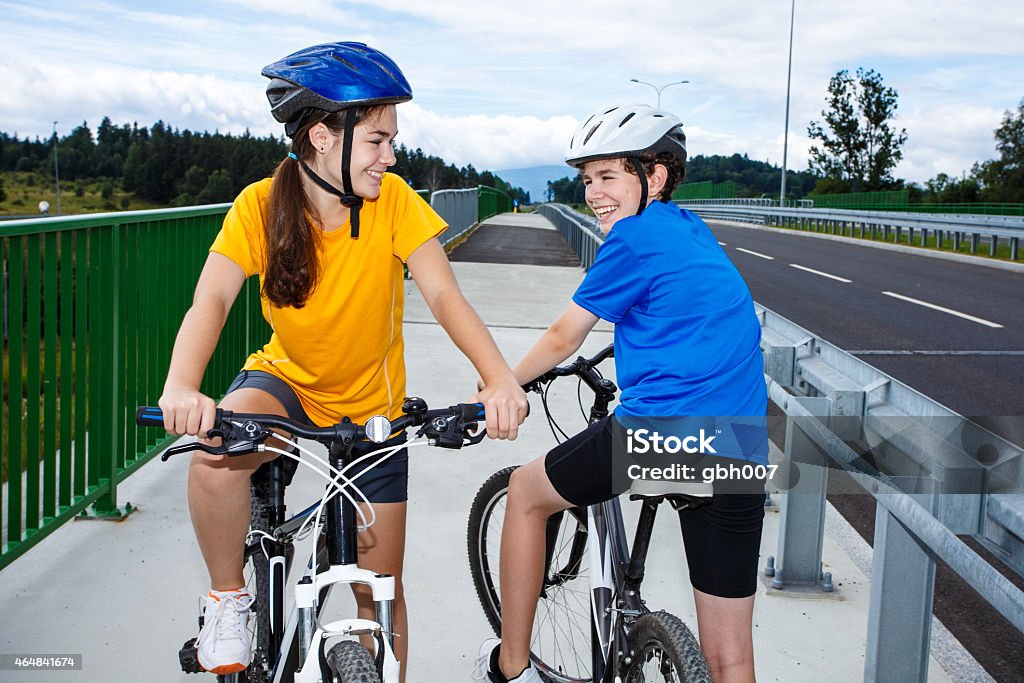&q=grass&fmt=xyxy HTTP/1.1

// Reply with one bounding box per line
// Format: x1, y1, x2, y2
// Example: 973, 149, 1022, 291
0, 171, 164, 217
